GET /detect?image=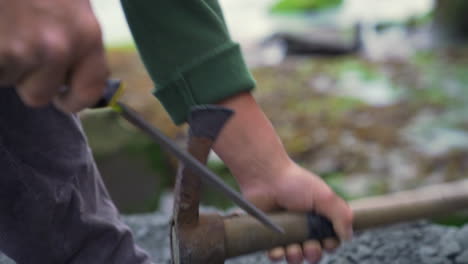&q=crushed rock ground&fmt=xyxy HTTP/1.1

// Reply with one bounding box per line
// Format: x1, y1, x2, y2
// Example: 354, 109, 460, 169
0, 212, 467, 264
